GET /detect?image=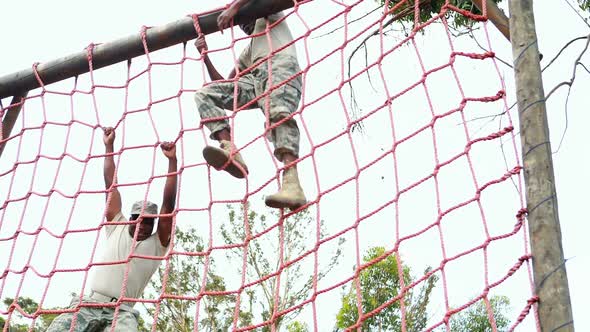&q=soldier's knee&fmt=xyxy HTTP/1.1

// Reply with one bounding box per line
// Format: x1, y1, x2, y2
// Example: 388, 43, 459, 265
45, 313, 72, 331
269, 108, 292, 123
195, 83, 218, 99
194, 89, 208, 103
